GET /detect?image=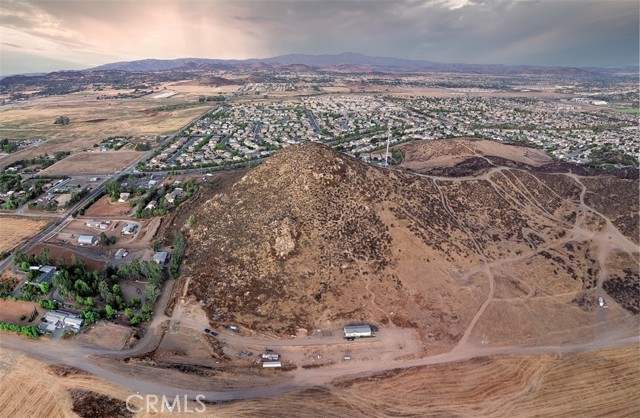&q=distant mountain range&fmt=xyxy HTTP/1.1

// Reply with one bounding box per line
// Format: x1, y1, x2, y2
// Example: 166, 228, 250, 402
89, 52, 437, 72
88, 52, 634, 75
